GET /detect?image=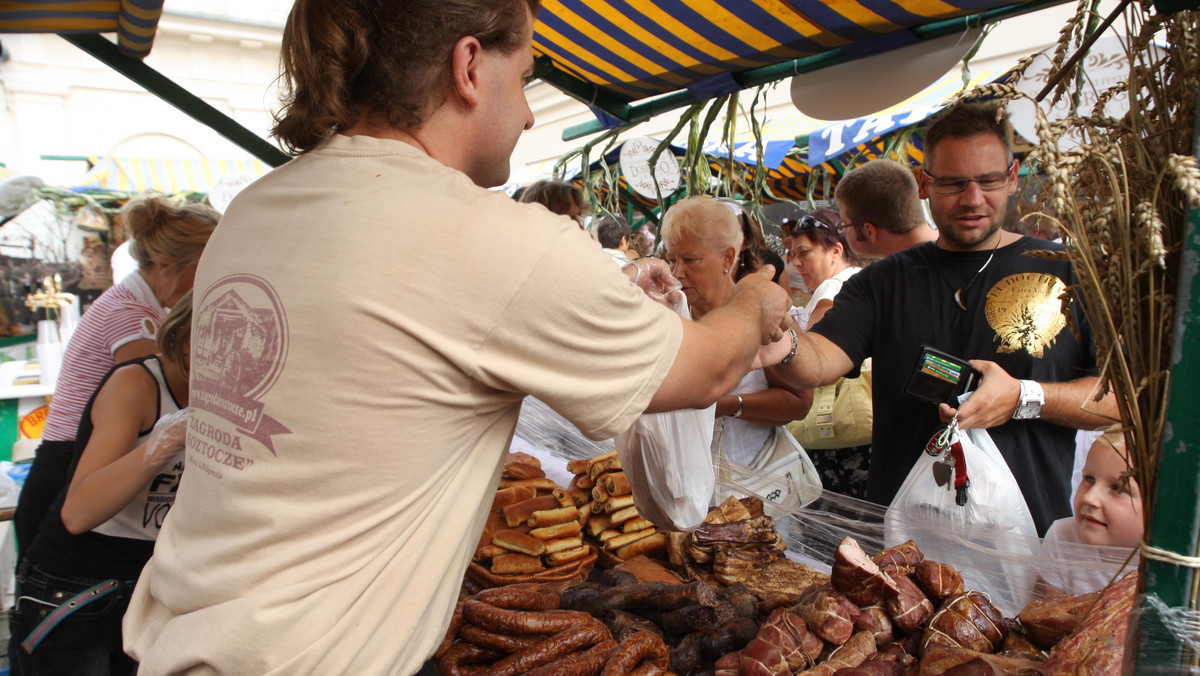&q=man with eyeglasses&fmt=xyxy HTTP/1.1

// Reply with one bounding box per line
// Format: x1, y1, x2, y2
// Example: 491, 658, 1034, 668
834, 158, 938, 259
770, 101, 1115, 536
